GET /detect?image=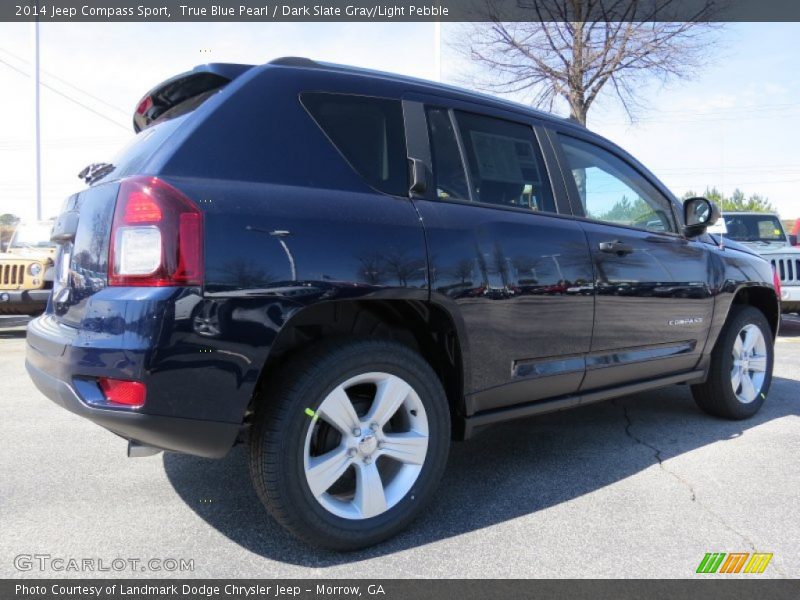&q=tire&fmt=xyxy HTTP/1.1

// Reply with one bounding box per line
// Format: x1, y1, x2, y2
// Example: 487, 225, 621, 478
248, 338, 450, 551
691, 305, 774, 420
